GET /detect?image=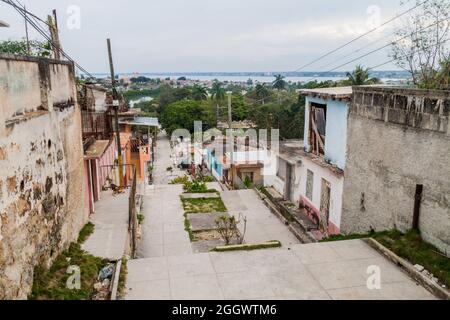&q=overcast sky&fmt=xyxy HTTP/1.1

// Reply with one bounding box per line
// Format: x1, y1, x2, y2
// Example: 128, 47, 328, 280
0, 0, 405, 73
